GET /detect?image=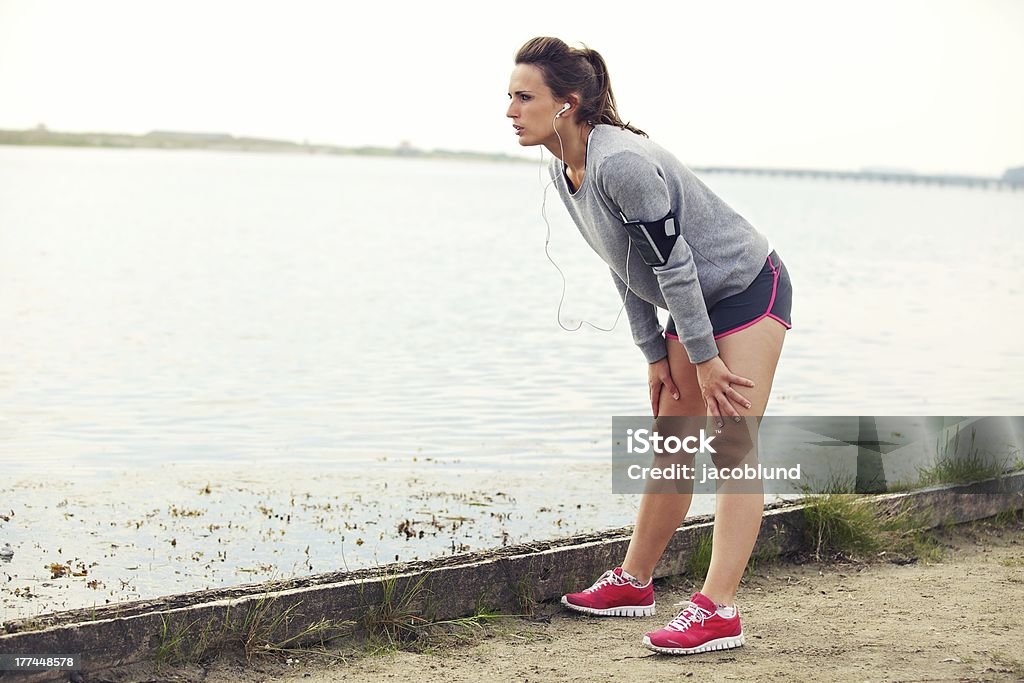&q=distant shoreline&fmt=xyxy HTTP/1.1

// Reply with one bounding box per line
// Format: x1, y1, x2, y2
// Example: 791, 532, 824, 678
0, 127, 534, 164
2, 127, 1021, 190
